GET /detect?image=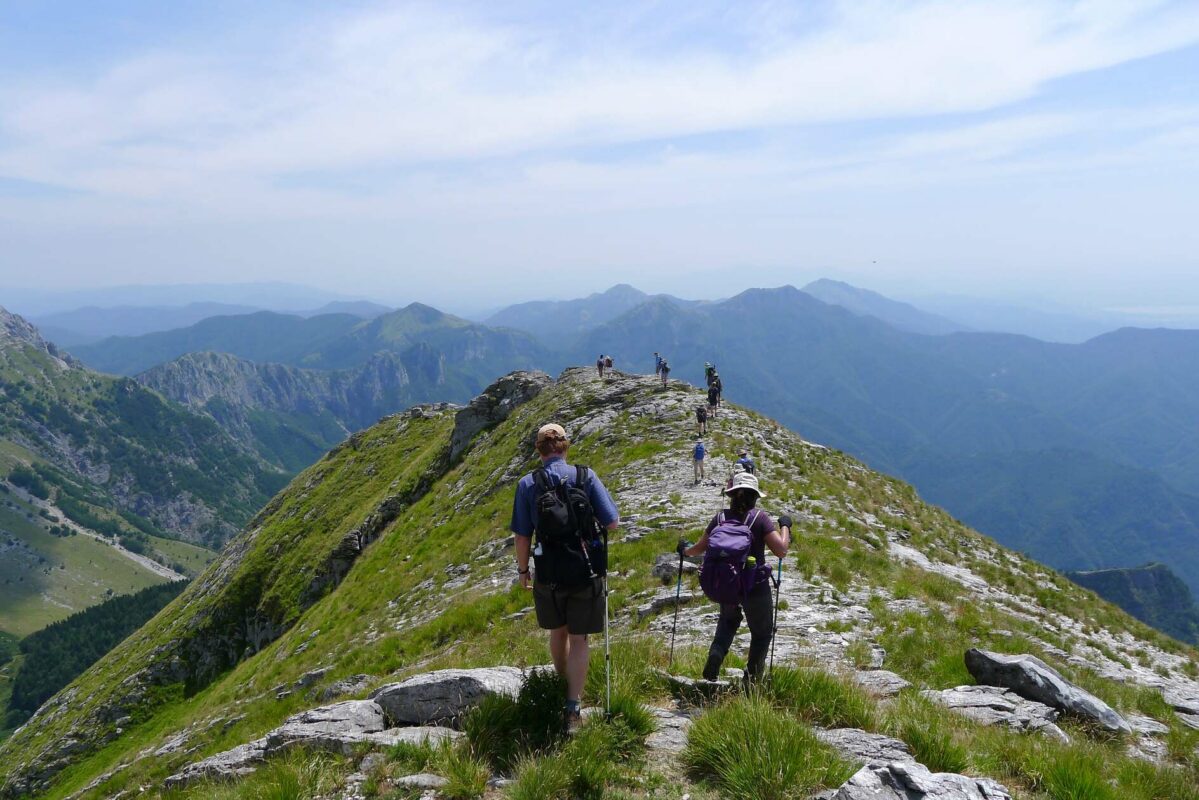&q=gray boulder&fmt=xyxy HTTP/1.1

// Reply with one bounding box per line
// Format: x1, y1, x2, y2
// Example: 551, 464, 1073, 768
922, 685, 1068, 742
449, 371, 551, 461
264, 700, 387, 755
814, 728, 913, 768
645, 707, 692, 753
964, 649, 1131, 734
832, 762, 1012, 800
164, 740, 267, 789
370, 667, 525, 726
